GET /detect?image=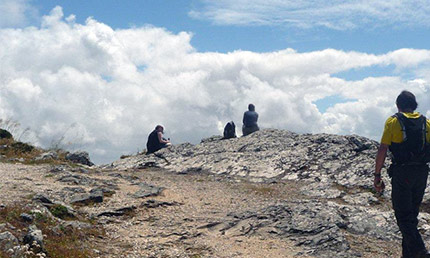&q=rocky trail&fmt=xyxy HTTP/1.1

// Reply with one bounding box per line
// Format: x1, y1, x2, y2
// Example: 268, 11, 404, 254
2, 129, 430, 257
